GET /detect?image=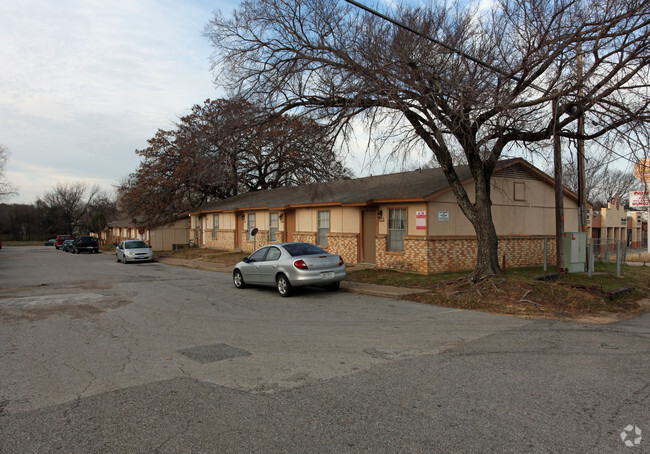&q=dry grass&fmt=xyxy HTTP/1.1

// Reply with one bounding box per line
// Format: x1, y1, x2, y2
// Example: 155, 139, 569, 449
157, 247, 245, 266
348, 264, 650, 321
